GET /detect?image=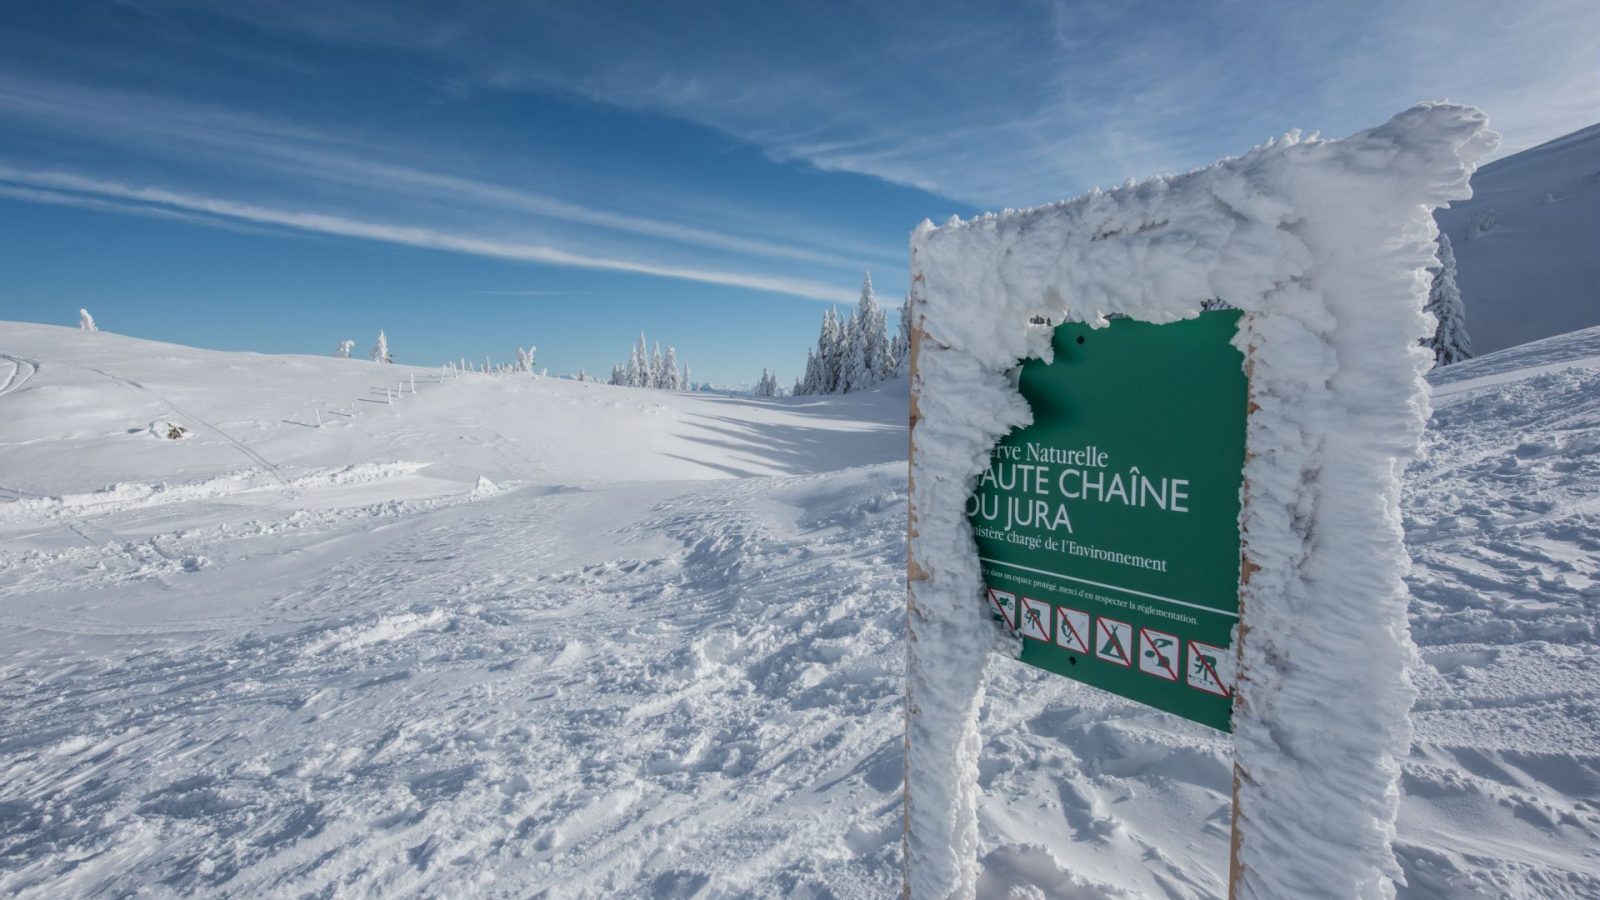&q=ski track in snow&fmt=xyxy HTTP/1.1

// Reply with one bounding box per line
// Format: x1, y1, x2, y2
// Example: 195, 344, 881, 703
0, 354, 38, 400
1, 323, 1598, 897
